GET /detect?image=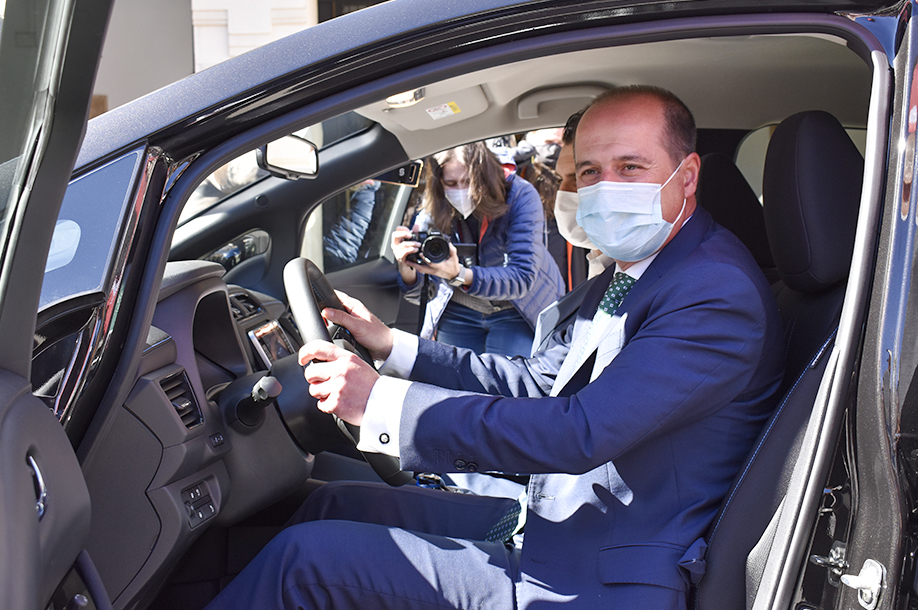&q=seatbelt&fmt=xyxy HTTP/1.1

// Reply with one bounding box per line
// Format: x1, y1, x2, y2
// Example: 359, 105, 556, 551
417, 274, 430, 335
566, 241, 574, 291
